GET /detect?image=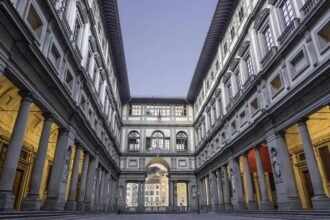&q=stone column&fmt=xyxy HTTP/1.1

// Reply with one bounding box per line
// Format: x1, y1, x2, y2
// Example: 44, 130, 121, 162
215, 98, 221, 119
43, 128, 75, 211
205, 177, 211, 208
222, 166, 232, 210
98, 170, 105, 211
198, 179, 204, 208
65, 146, 82, 210
141, 182, 145, 208
84, 157, 98, 211
298, 119, 330, 209
103, 172, 110, 211
169, 180, 174, 207
255, 147, 273, 210
0, 92, 32, 211
242, 153, 257, 210
21, 114, 53, 211
173, 181, 177, 207
265, 130, 301, 210
77, 152, 90, 211
216, 169, 225, 210
210, 171, 219, 212
94, 166, 103, 210
230, 158, 246, 210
